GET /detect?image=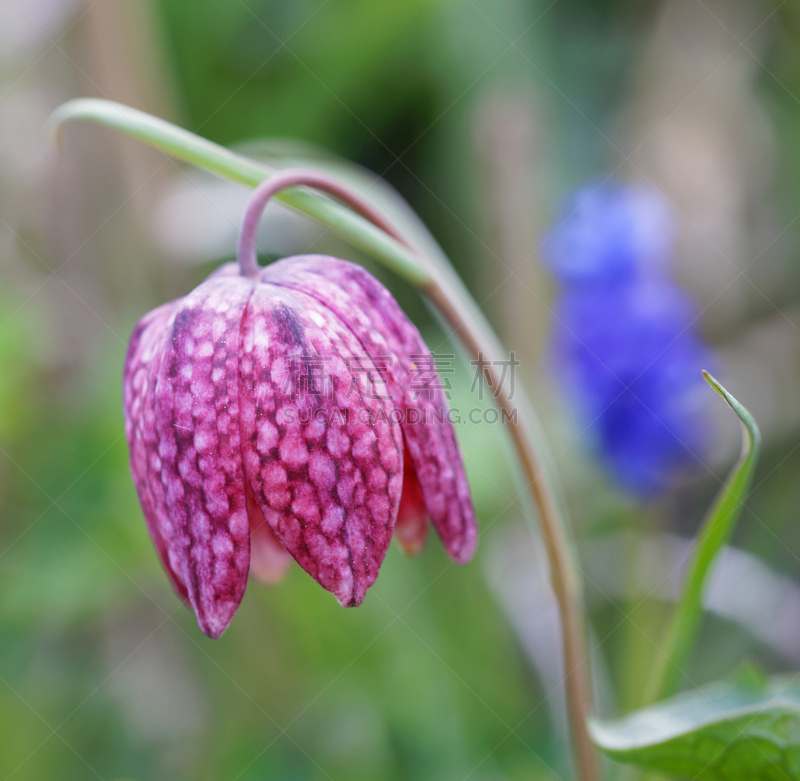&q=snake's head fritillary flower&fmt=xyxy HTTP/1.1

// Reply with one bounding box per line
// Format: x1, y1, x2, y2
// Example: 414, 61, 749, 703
123, 251, 477, 638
